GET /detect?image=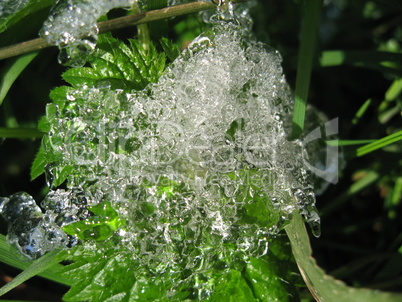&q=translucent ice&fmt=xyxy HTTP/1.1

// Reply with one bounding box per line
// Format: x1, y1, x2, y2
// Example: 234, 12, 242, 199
0, 0, 29, 18
40, 0, 135, 66
41, 21, 320, 279
0, 190, 90, 260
